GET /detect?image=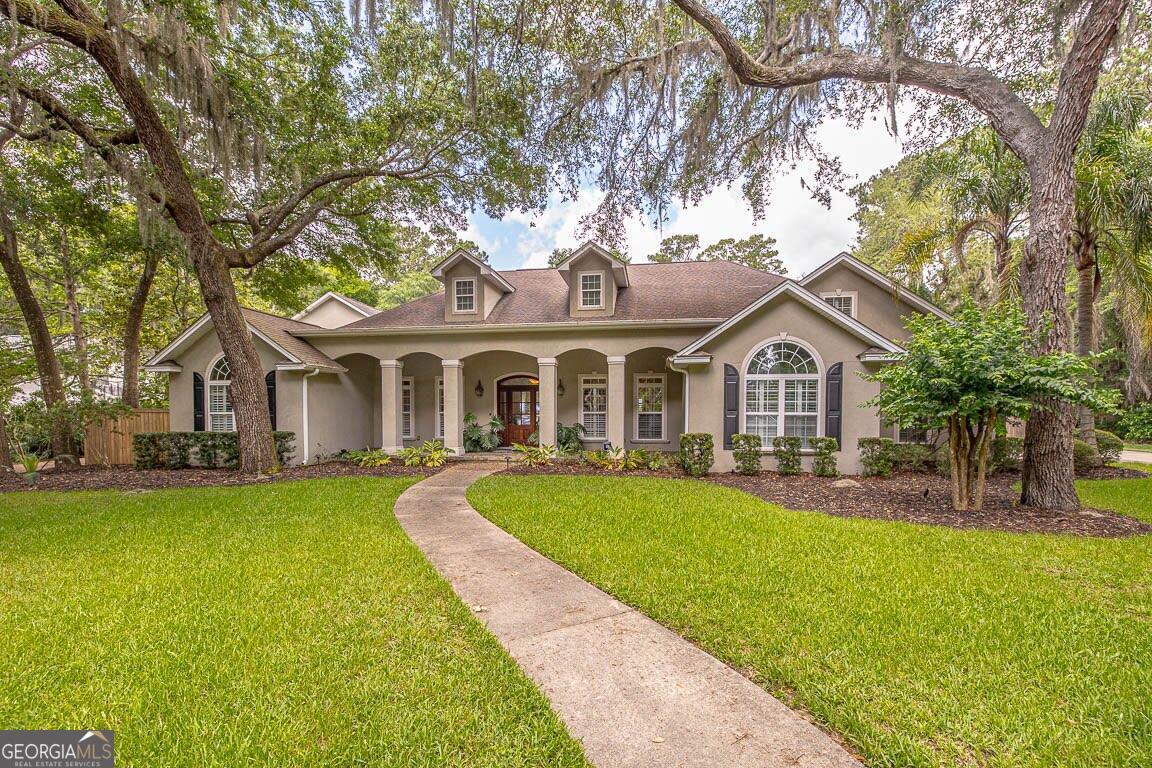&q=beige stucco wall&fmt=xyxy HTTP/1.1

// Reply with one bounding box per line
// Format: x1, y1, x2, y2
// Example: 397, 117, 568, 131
168, 326, 297, 433
802, 264, 926, 344
297, 298, 368, 329
565, 251, 618, 318
304, 355, 379, 461
442, 260, 495, 322
687, 293, 886, 474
